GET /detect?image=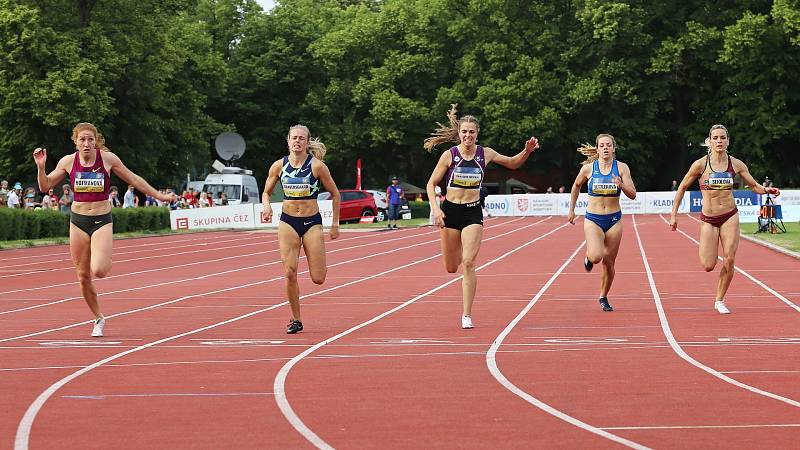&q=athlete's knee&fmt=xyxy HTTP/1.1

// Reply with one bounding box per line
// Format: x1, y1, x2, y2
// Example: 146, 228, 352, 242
462, 258, 476, 272
76, 269, 92, 284
310, 270, 326, 285
702, 261, 716, 272
285, 266, 298, 280
722, 256, 735, 271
